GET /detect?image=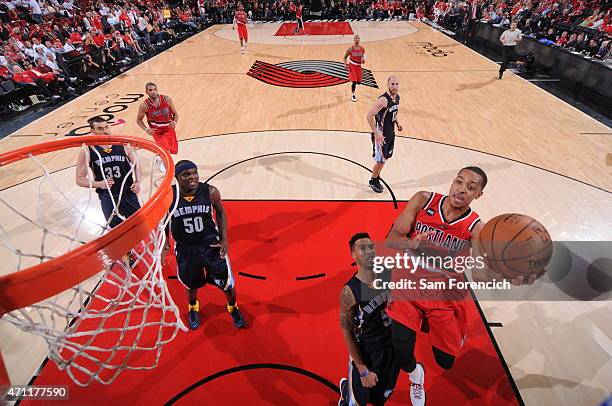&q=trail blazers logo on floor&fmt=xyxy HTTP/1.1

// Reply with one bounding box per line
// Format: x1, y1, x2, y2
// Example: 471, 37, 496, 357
247, 60, 378, 88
